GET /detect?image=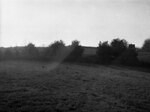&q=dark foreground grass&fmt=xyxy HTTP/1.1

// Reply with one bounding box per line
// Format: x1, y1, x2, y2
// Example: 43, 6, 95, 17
0, 61, 150, 112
